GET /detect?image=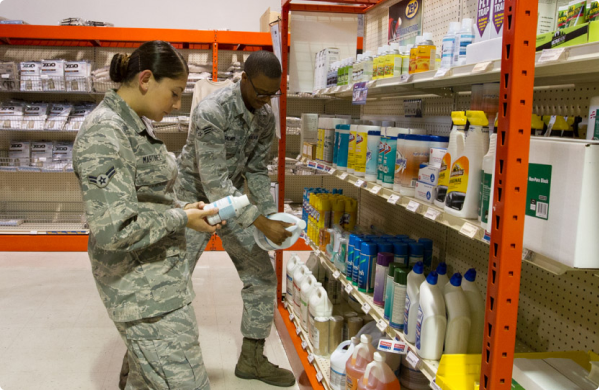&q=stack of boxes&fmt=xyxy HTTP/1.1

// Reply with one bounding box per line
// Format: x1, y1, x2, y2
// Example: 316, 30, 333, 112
313, 48, 340, 92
